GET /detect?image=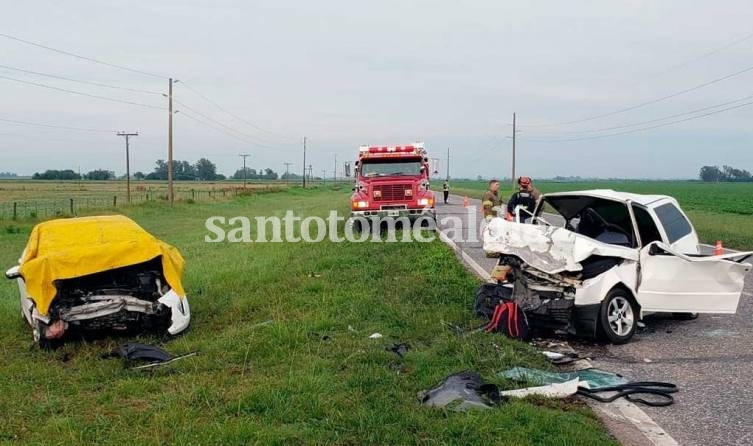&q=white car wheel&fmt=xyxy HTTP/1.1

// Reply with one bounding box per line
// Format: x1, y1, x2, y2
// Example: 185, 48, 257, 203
598, 289, 637, 344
